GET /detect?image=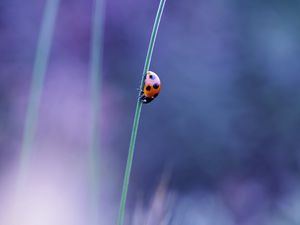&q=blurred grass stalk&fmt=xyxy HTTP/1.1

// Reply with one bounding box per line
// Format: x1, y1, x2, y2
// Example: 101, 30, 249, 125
117, 0, 166, 225
88, 0, 105, 224
19, 0, 60, 182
